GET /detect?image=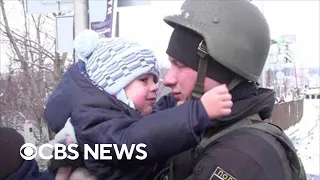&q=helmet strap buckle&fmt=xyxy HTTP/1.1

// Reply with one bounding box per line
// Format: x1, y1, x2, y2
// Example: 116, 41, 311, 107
197, 40, 208, 58
192, 40, 209, 100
